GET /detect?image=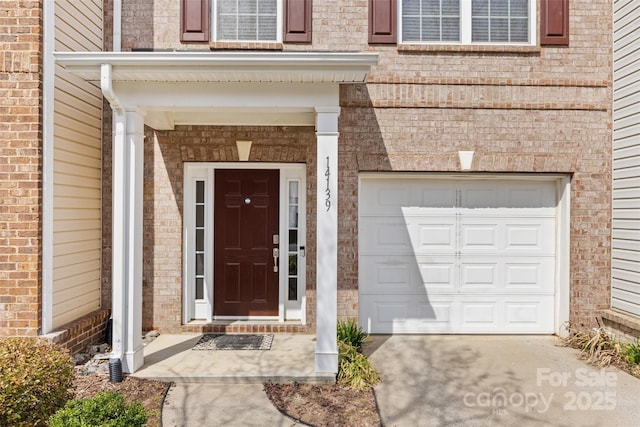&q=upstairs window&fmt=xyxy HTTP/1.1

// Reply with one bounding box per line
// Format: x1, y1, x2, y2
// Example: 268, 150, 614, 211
402, 0, 460, 42
181, 0, 312, 44
215, 0, 279, 41
399, 0, 535, 45
471, 0, 529, 43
